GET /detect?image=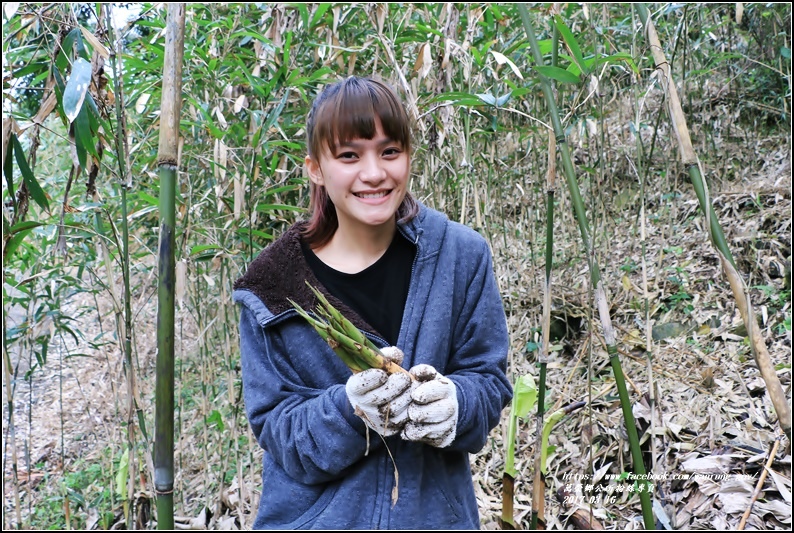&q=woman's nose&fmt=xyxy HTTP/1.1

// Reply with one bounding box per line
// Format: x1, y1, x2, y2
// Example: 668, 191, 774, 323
359, 154, 386, 182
